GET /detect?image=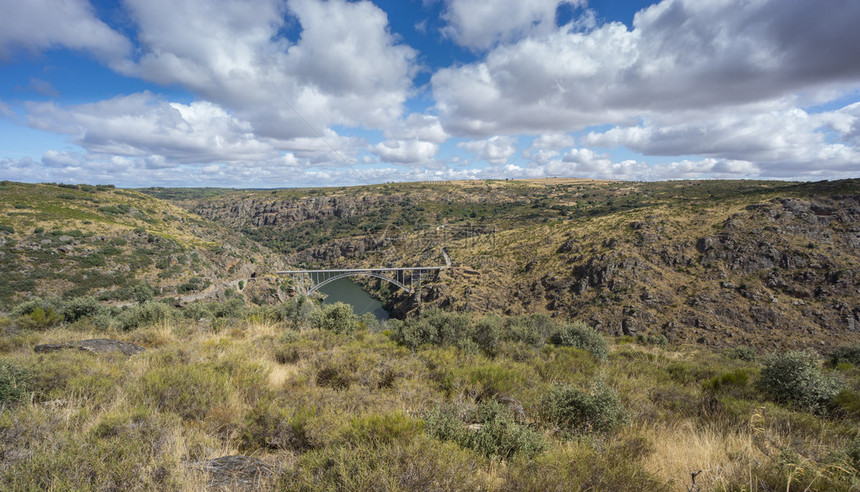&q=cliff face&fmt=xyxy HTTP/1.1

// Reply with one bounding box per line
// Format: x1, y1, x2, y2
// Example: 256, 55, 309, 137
174, 179, 860, 349
516, 195, 860, 350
